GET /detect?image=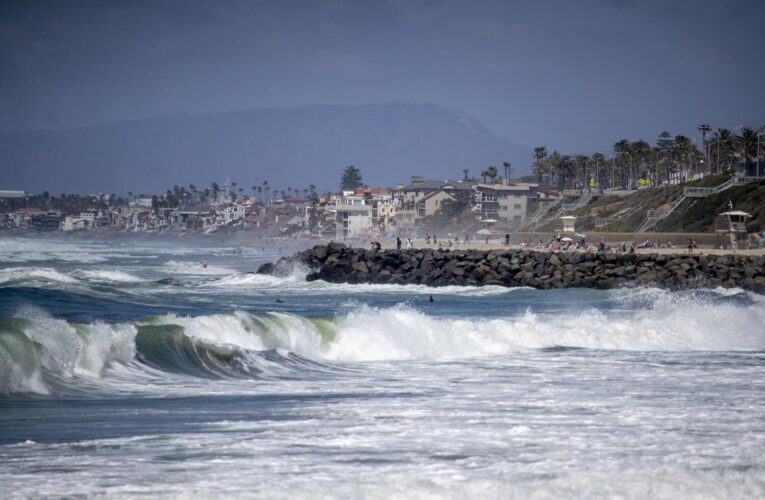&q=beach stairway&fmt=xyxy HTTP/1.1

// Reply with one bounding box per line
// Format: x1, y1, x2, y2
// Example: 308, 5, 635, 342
546, 190, 594, 222
596, 203, 645, 228
521, 189, 596, 231
635, 175, 760, 233
517, 197, 562, 231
